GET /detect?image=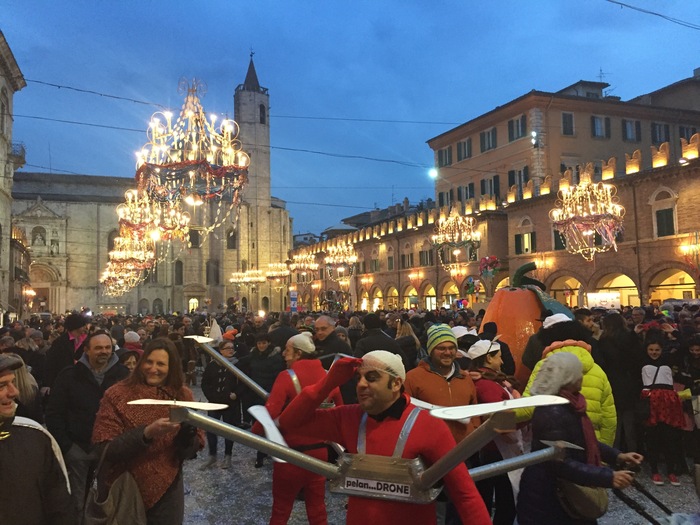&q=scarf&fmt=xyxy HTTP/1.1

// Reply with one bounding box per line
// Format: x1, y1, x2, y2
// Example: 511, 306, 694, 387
558, 389, 601, 466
